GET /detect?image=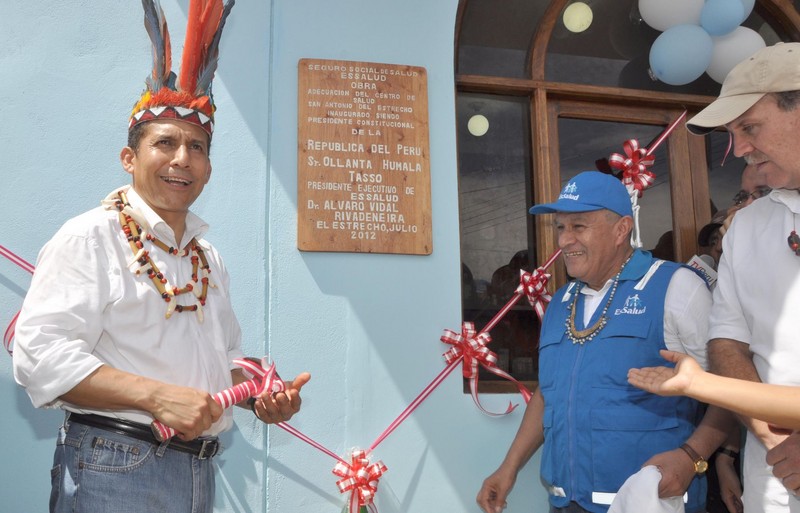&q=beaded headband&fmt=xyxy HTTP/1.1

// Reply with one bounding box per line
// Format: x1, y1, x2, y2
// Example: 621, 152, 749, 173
129, 0, 235, 137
